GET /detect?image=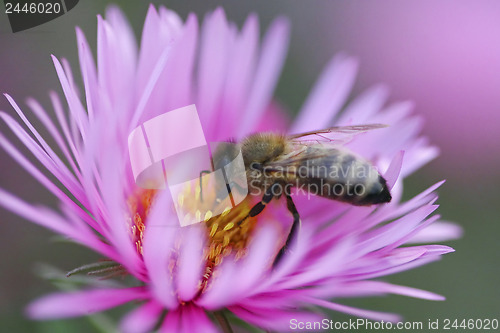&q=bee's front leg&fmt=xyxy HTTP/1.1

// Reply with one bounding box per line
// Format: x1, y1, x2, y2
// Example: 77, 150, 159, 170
273, 194, 301, 267
236, 182, 281, 226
